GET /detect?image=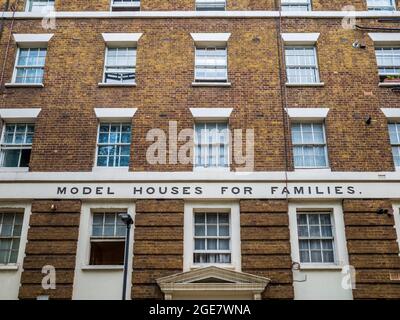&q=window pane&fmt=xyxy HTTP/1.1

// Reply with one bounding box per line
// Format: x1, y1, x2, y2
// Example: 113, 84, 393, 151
207, 213, 218, 224
207, 239, 217, 250
207, 225, 218, 236
103, 226, 114, 237
219, 239, 229, 250
116, 226, 126, 237
9, 250, 18, 263
300, 250, 310, 263
92, 226, 102, 237
219, 225, 229, 236
321, 226, 333, 237
11, 225, 22, 237
195, 213, 205, 223
195, 239, 205, 250
195, 225, 205, 236
298, 225, 309, 237
308, 214, 319, 225
311, 250, 322, 262
2, 150, 20, 167
323, 250, 335, 263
